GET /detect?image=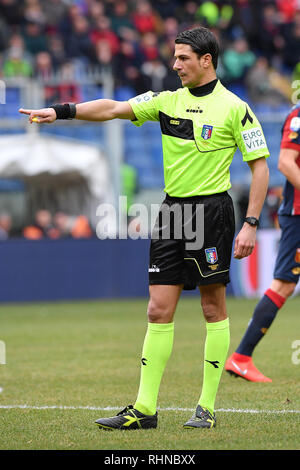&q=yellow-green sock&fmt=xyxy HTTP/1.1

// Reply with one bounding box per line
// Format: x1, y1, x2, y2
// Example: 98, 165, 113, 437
134, 322, 174, 416
198, 317, 230, 414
